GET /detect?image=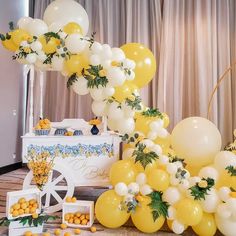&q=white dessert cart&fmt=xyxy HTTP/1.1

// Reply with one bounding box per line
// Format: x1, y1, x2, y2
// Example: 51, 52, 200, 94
21, 66, 121, 213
